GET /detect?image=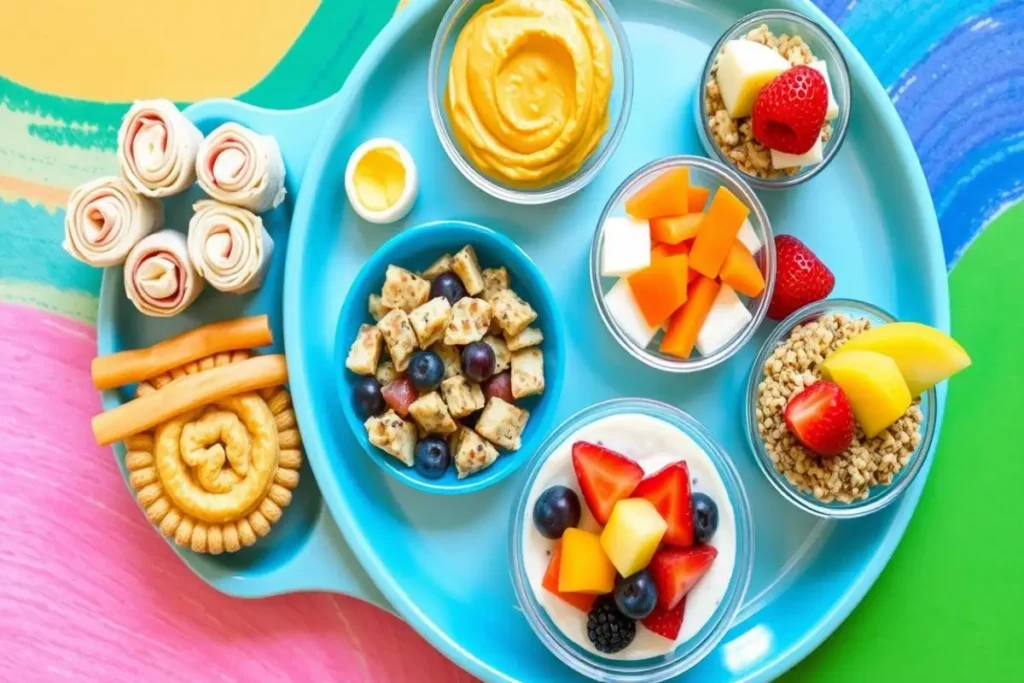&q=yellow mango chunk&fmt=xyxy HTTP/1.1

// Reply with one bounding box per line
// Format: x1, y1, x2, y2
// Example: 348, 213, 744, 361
821, 350, 912, 438
559, 528, 617, 595
600, 498, 667, 578
832, 323, 971, 396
